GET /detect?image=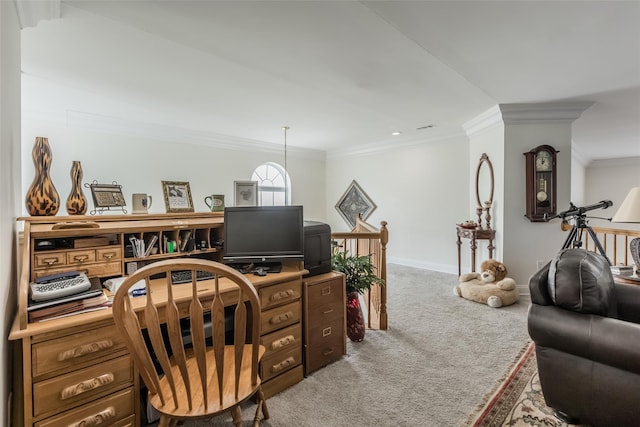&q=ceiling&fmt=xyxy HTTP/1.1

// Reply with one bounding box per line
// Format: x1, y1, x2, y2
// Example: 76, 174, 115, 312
18, 1, 640, 162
